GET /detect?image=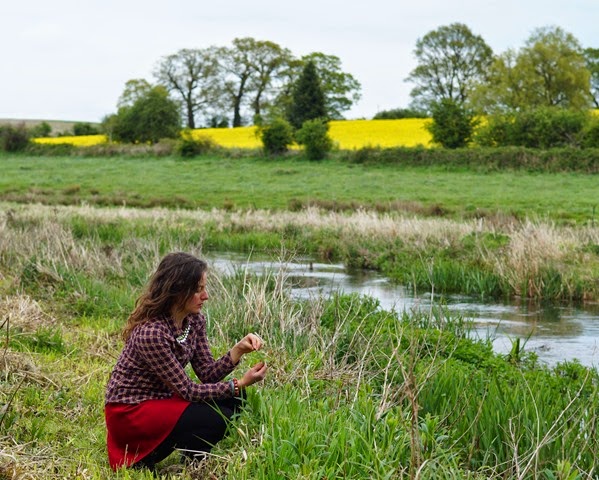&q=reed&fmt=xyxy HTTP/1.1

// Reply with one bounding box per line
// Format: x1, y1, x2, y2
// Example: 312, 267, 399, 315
4, 202, 597, 301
